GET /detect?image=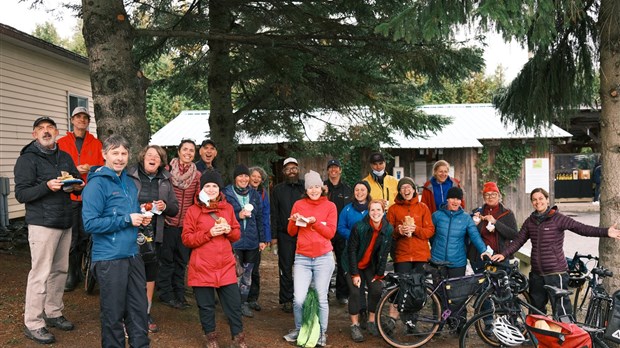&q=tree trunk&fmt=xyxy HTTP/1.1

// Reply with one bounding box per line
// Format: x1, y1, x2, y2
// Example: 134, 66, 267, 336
207, 0, 237, 183
597, 0, 620, 290
81, 0, 150, 161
